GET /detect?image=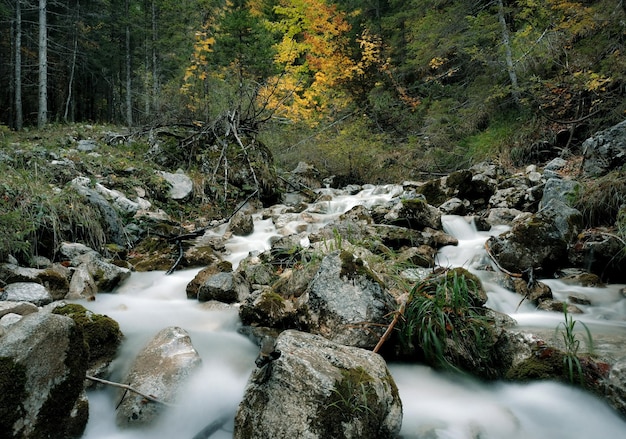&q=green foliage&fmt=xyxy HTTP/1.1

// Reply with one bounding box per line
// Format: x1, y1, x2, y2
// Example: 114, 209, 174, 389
401, 269, 494, 372
556, 306, 594, 385
573, 171, 626, 228
326, 367, 377, 420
